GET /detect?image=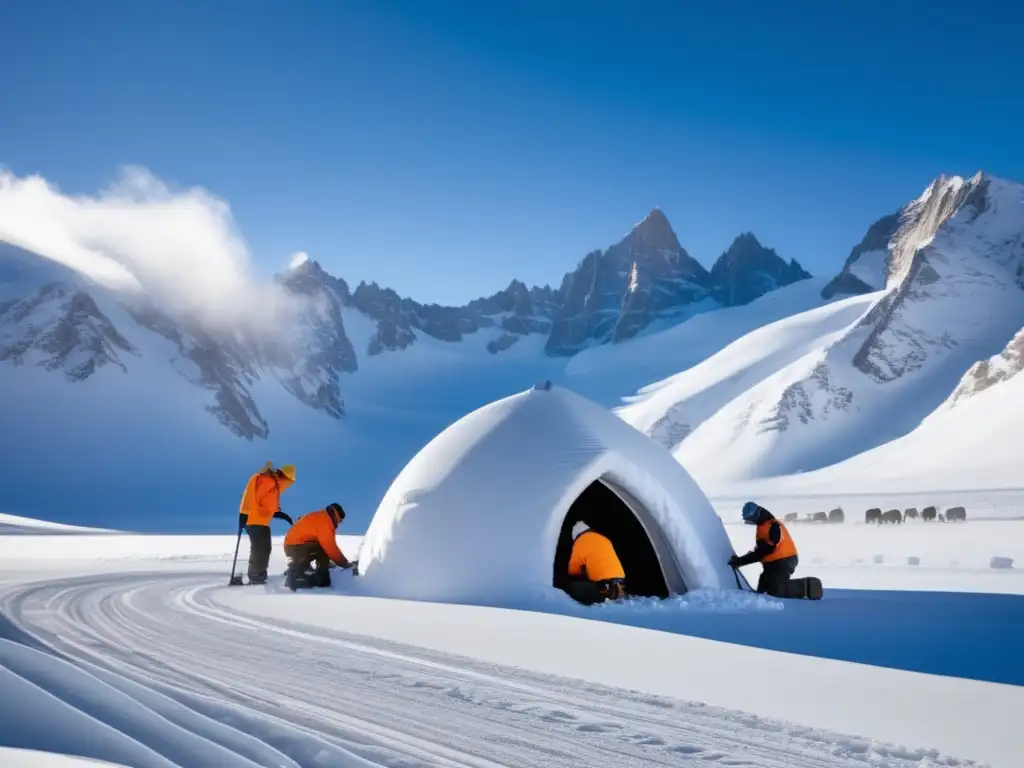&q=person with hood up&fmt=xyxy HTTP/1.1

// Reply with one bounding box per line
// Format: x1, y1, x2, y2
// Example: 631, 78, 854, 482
729, 501, 799, 597
565, 521, 627, 605
283, 503, 353, 590
238, 462, 295, 585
